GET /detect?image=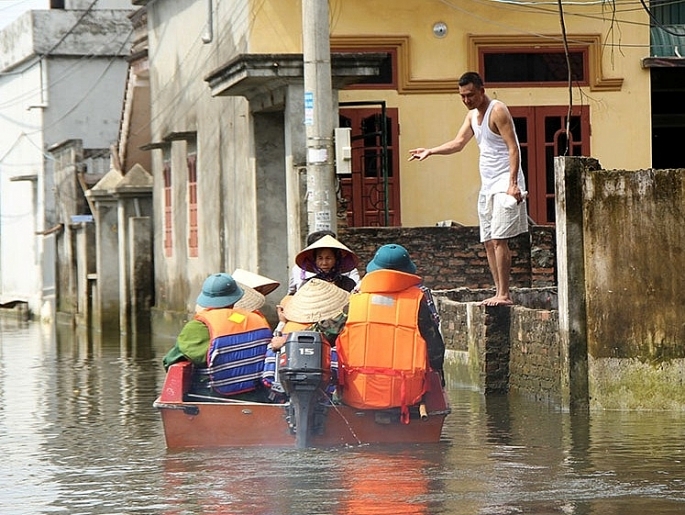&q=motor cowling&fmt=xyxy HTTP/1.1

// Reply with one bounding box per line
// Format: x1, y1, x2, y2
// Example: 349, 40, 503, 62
278, 331, 331, 449
279, 331, 331, 394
